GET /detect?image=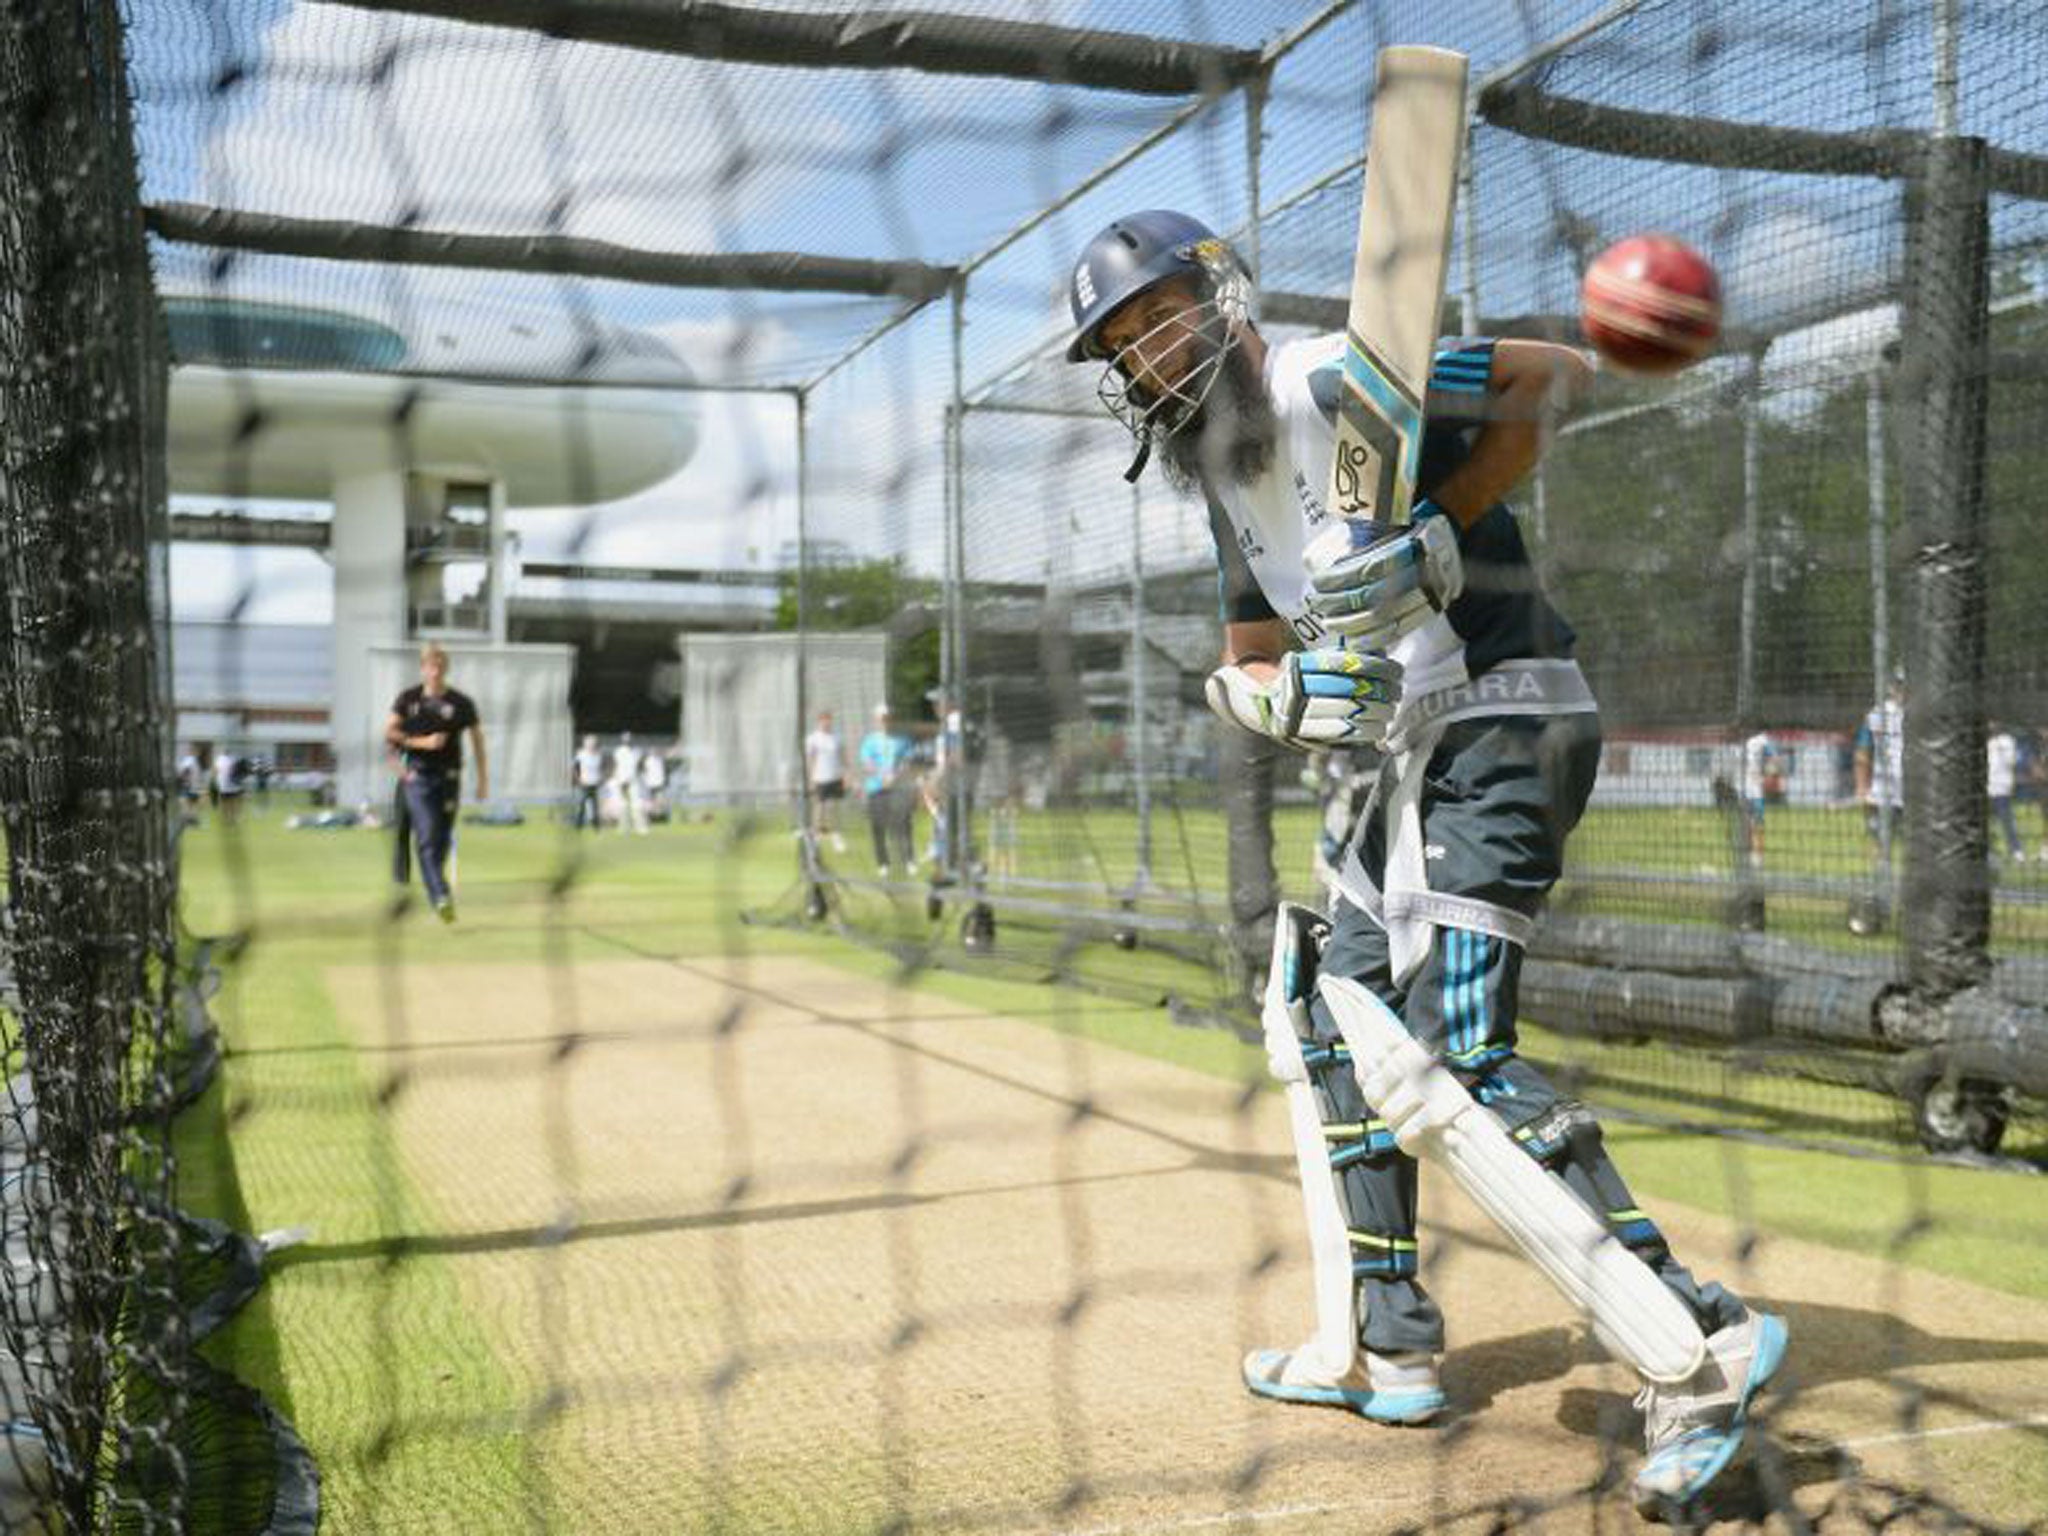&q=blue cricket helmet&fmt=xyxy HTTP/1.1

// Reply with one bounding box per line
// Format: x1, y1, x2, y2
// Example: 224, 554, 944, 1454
1066, 209, 1236, 363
